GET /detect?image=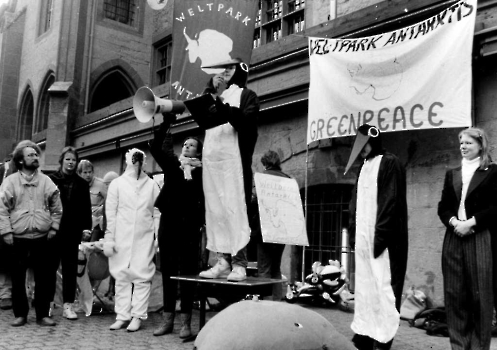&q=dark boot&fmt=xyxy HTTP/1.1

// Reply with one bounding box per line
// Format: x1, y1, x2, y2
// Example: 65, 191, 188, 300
153, 312, 174, 336
373, 339, 393, 350
352, 334, 374, 350
179, 313, 192, 339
